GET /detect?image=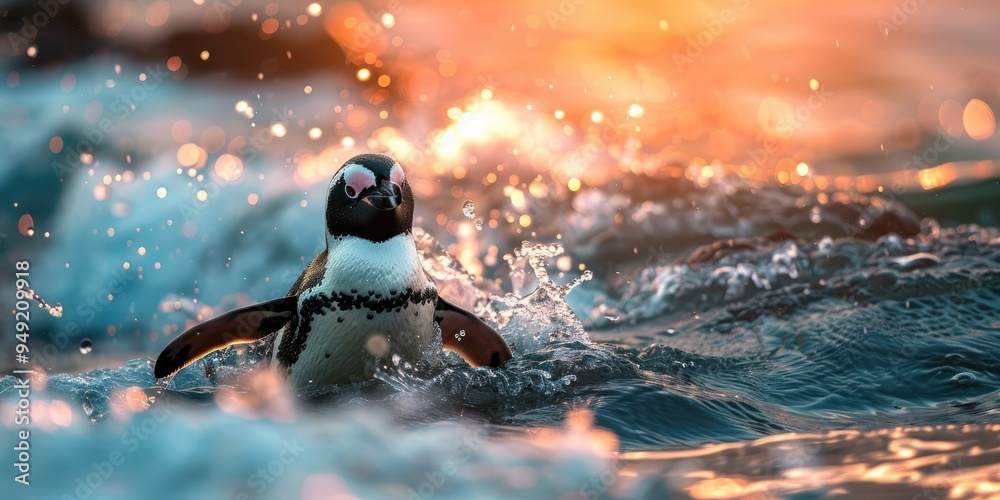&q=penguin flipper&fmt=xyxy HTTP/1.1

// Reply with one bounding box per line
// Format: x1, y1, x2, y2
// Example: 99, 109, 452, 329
154, 296, 298, 378
435, 297, 512, 368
